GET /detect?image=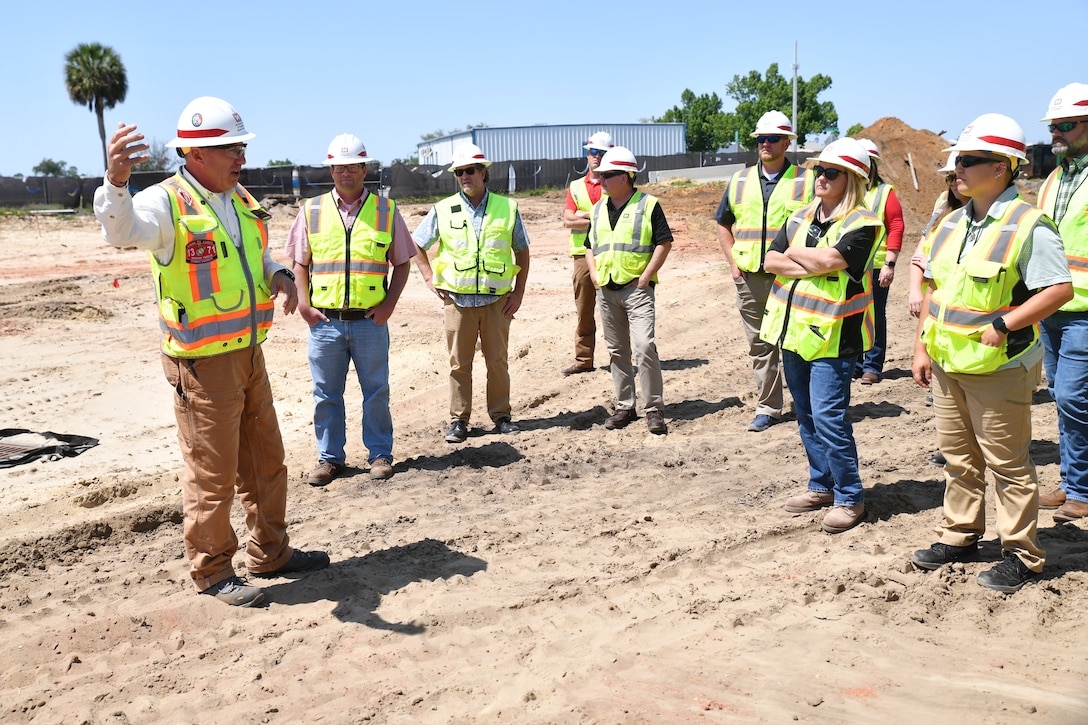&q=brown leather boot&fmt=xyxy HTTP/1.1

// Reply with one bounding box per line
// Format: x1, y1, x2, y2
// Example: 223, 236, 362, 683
1039, 487, 1066, 510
